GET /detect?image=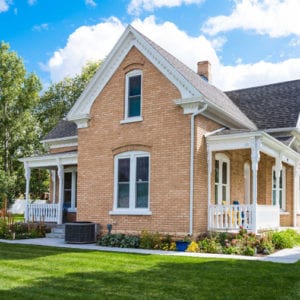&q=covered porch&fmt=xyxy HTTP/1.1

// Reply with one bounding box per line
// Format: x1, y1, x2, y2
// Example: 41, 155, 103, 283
20, 151, 78, 224
206, 130, 300, 233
